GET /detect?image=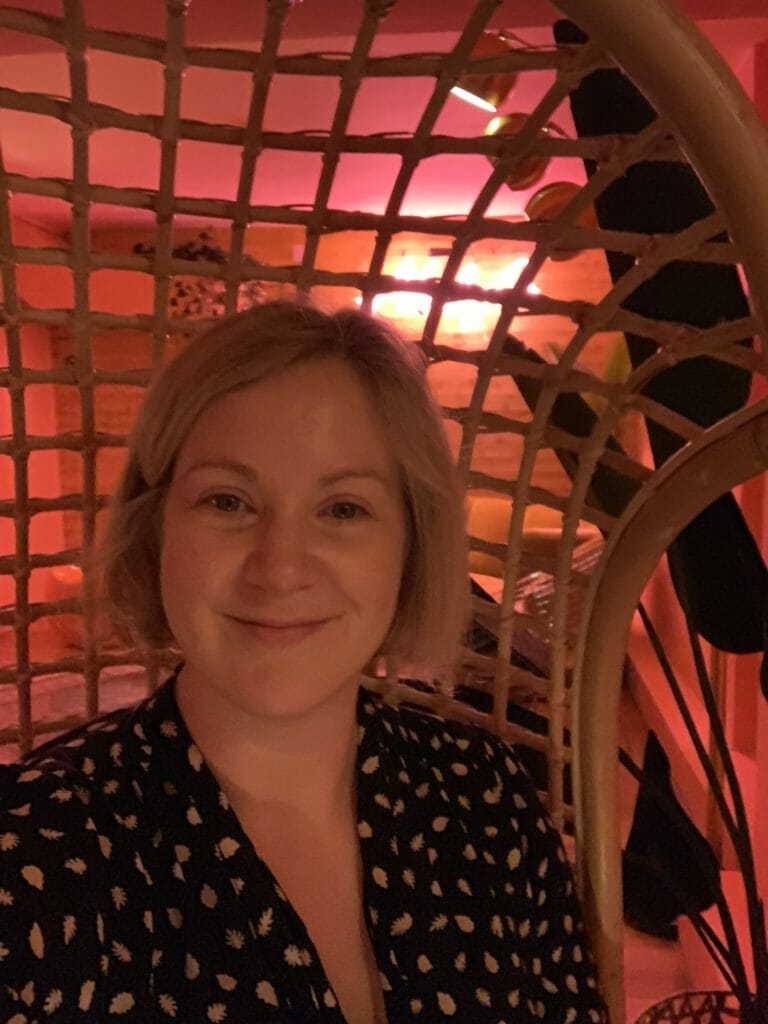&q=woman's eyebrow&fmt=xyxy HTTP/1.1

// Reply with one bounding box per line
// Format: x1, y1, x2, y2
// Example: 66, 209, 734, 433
181, 459, 258, 482
317, 468, 391, 488
181, 461, 391, 487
